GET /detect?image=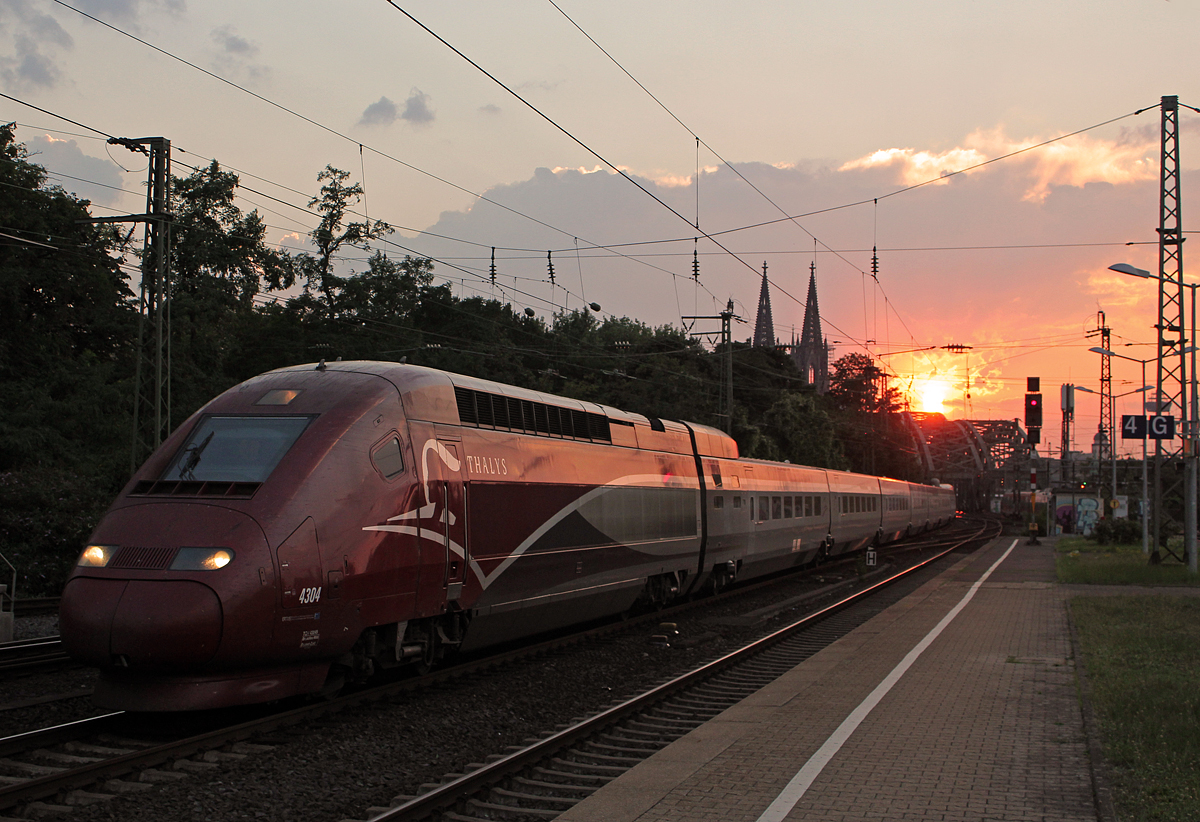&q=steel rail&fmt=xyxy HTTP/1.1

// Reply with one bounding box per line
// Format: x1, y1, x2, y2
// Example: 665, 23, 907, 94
0, 637, 69, 675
